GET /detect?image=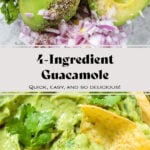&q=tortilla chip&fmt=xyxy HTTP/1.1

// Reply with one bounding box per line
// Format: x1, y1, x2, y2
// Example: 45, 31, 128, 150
80, 105, 150, 150
133, 92, 150, 126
